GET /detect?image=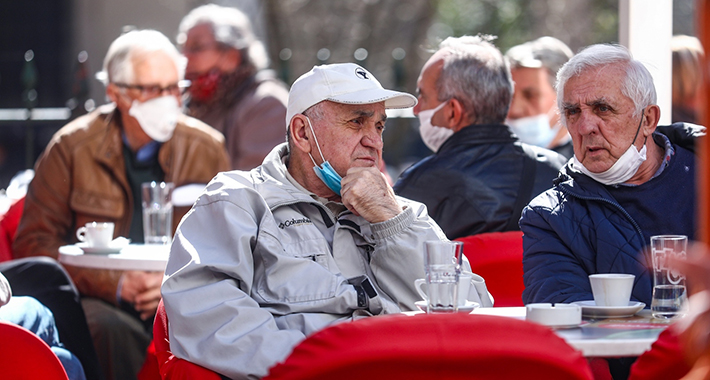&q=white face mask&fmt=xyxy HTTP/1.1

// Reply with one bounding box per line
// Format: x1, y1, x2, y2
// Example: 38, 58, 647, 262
128, 96, 180, 142
418, 101, 453, 152
506, 114, 559, 148
572, 114, 647, 185
573, 144, 647, 185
